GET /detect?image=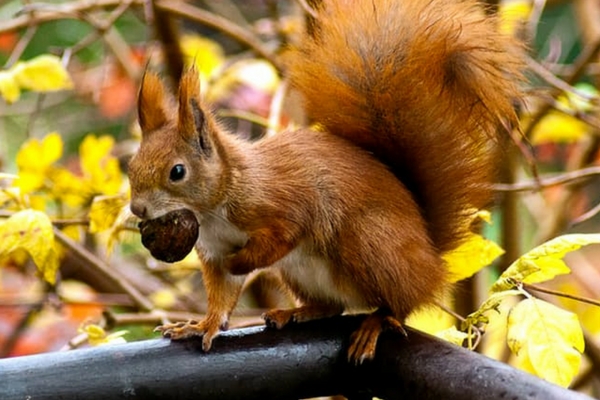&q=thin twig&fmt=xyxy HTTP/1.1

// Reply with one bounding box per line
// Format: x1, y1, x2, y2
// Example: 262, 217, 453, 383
526, 56, 597, 101
435, 301, 484, 350
61, 331, 92, 351
80, 0, 140, 79
0, 293, 134, 308
524, 37, 600, 138
217, 110, 270, 128
0, 0, 144, 34
154, 0, 281, 71
4, 25, 37, 68
295, 0, 318, 19
494, 165, 600, 192
25, 93, 47, 138
570, 200, 600, 226
523, 283, 600, 308
53, 227, 154, 312
103, 310, 263, 329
